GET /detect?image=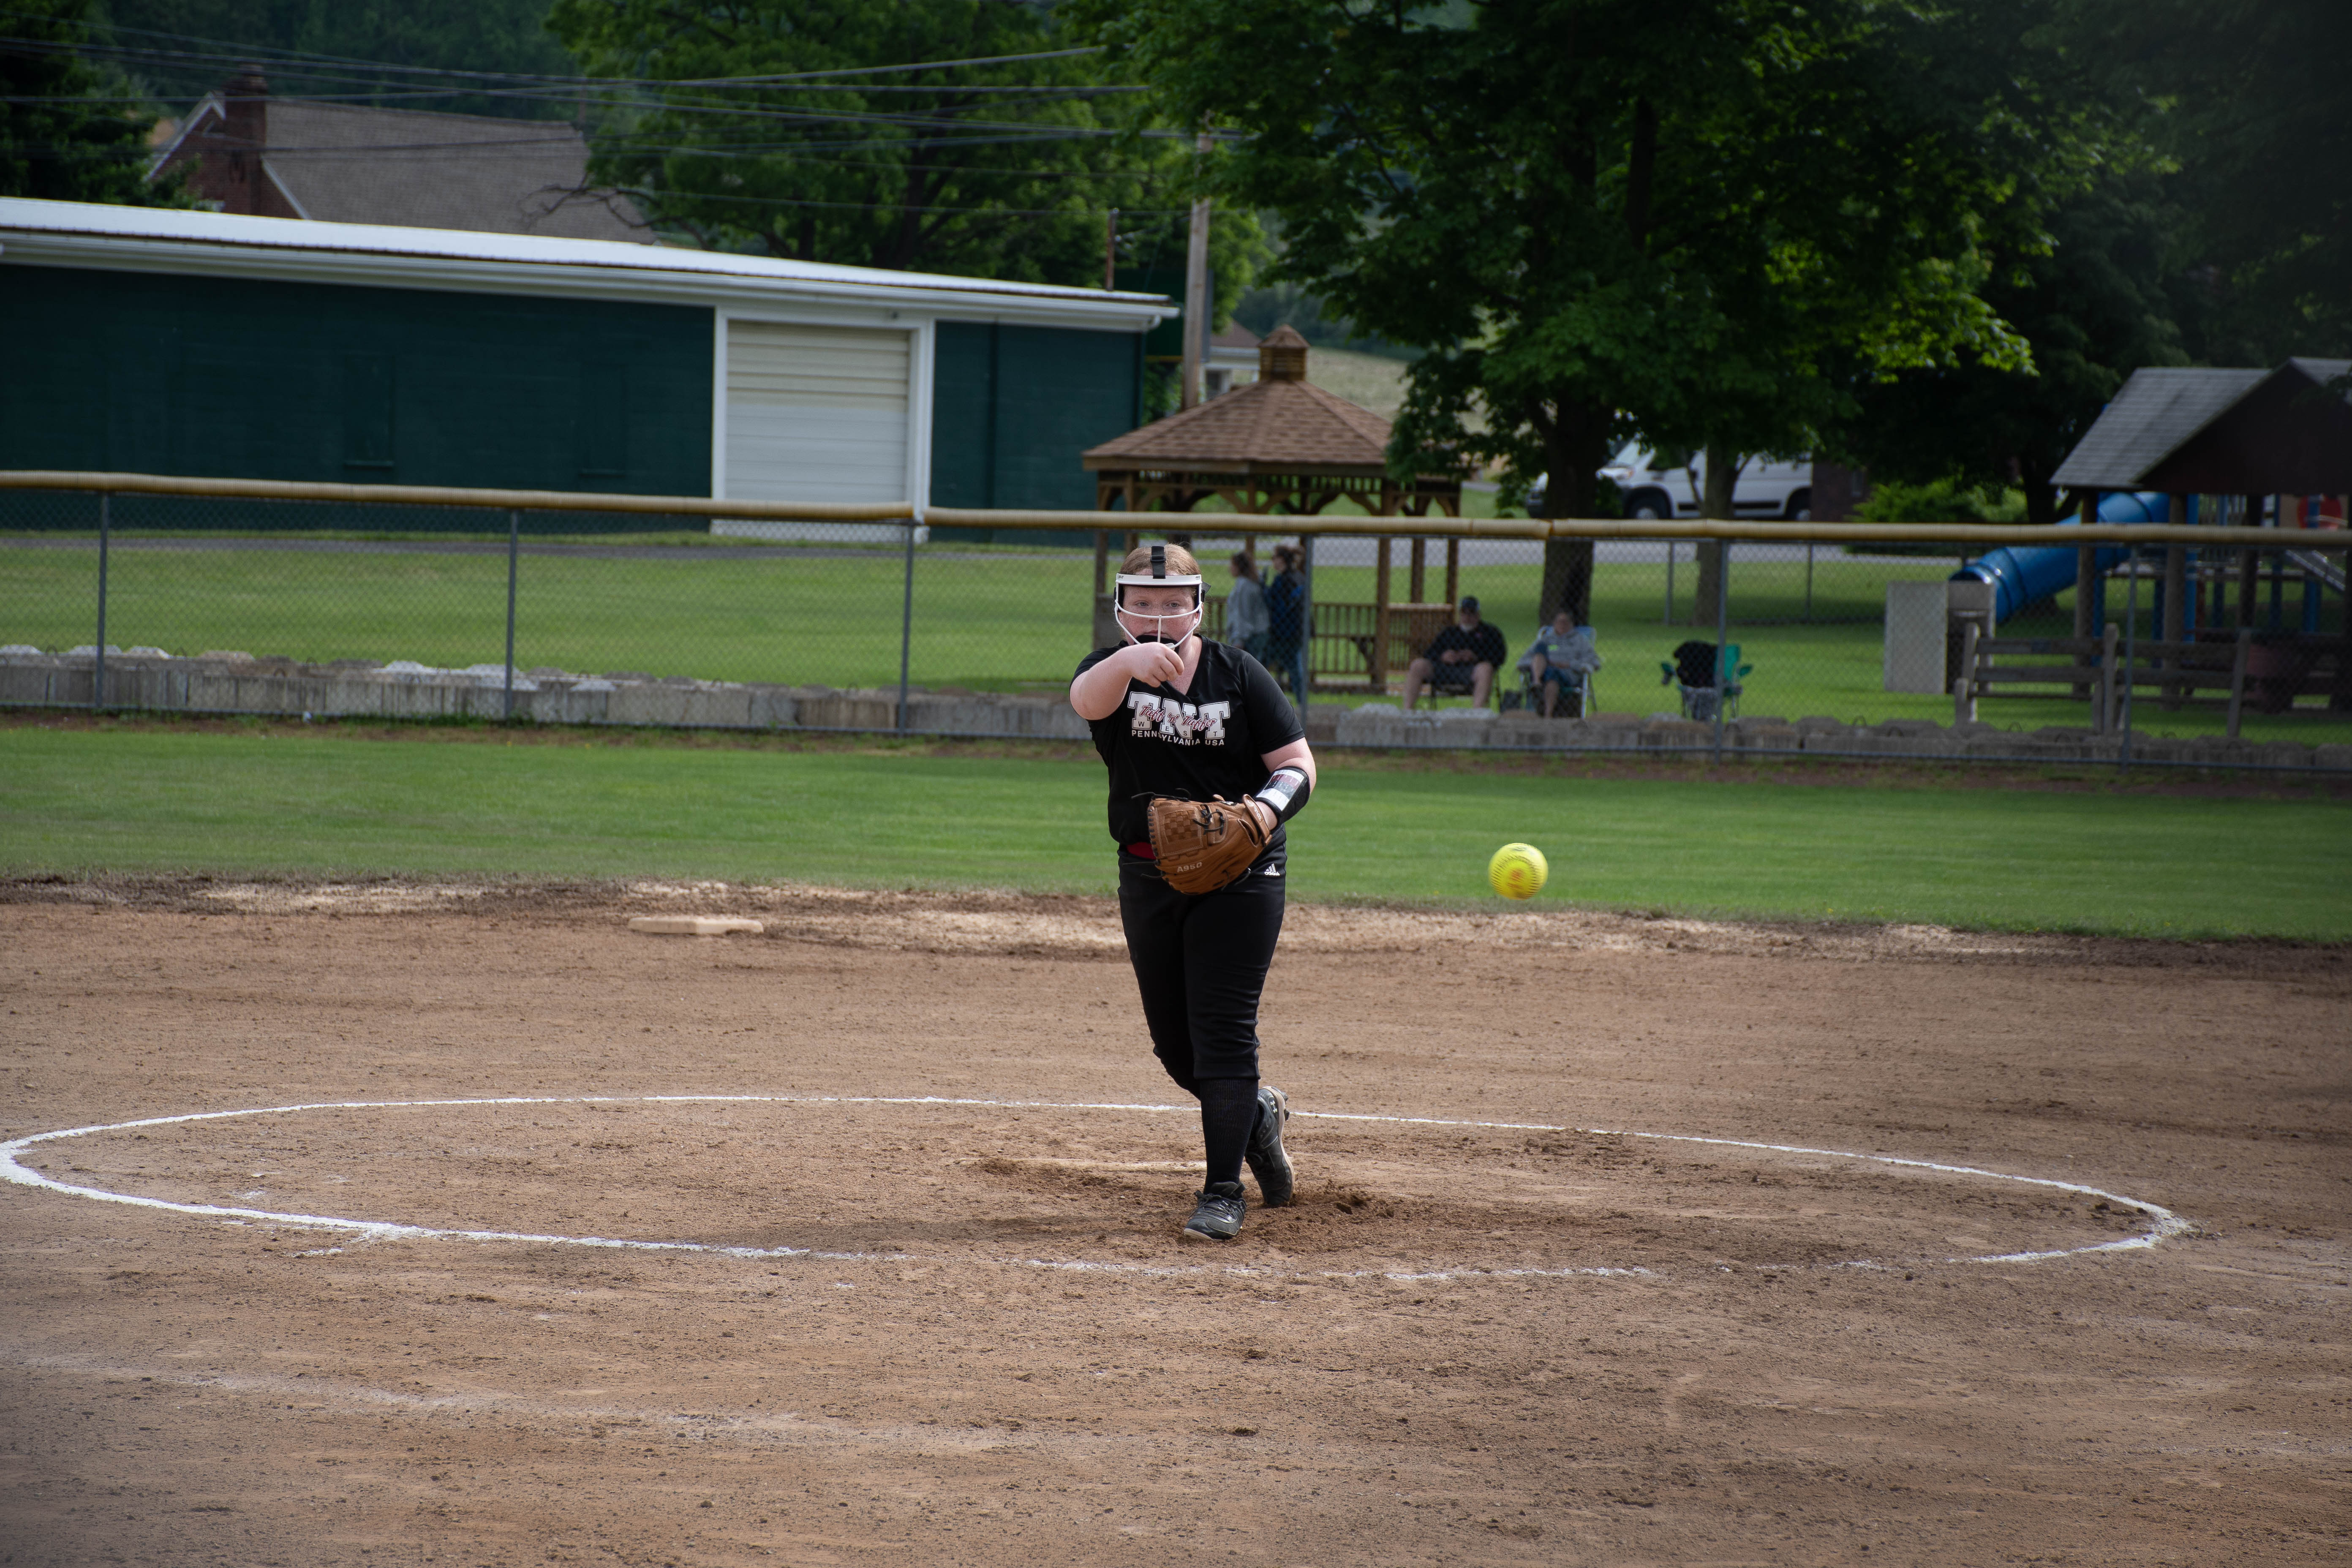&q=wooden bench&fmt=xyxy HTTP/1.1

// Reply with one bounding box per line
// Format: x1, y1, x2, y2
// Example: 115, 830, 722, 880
1952, 623, 2262, 737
